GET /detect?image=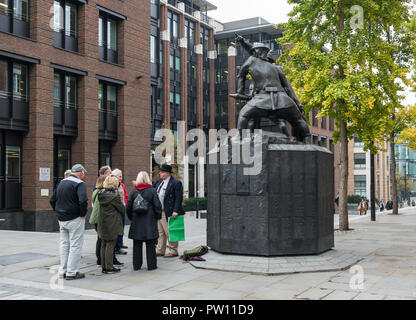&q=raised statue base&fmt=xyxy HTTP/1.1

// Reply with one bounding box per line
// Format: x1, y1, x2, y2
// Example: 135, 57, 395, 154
207, 134, 334, 256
